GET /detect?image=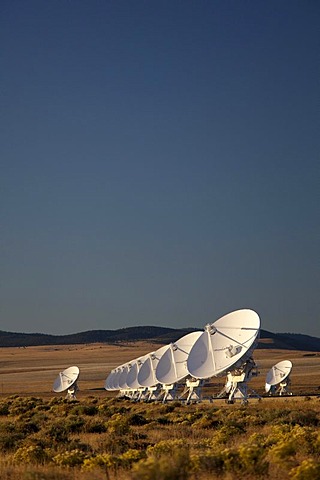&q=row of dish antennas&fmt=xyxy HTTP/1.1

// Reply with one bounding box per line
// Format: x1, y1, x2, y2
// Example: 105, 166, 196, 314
104, 309, 293, 404
52, 309, 293, 403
